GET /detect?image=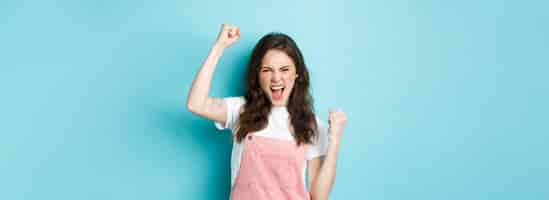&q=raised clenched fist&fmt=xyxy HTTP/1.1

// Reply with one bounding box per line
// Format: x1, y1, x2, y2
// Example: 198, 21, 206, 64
215, 24, 240, 48
328, 109, 347, 144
